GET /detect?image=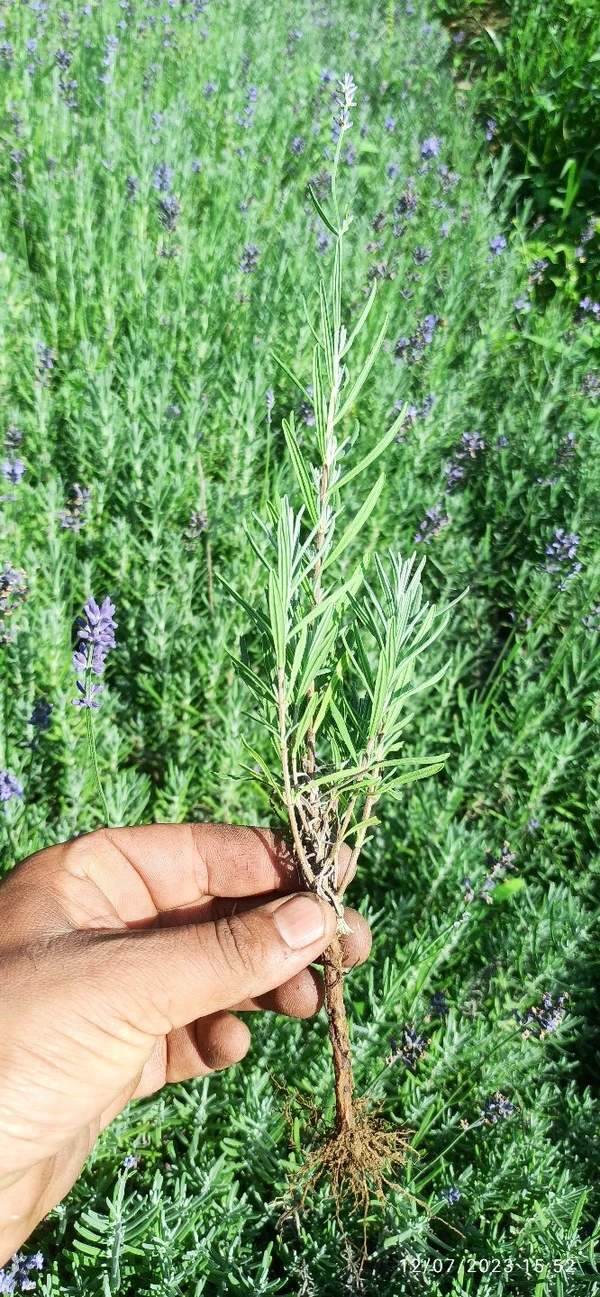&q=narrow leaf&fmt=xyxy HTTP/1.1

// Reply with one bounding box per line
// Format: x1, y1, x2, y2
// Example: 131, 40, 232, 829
323, 474, 385, 571
334, 314, 389, 425
271, 350, 311, 402
307, 184, 339, 235
336, 404, 407, 491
